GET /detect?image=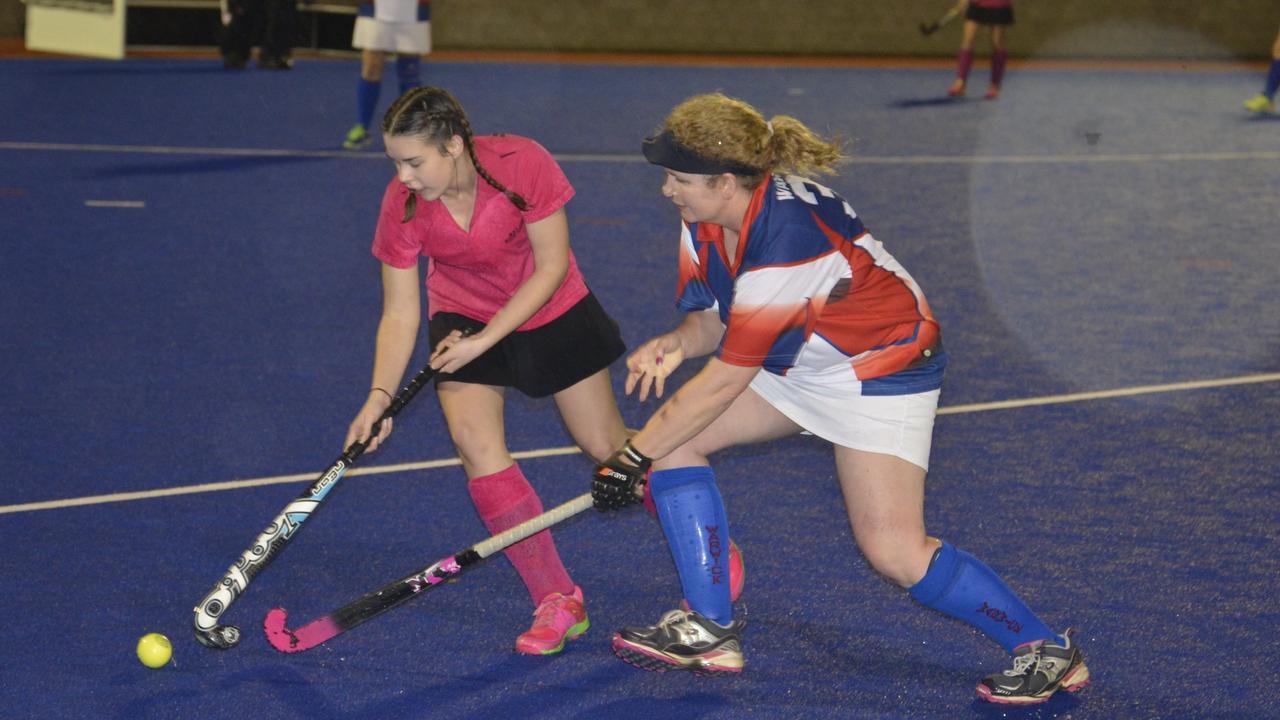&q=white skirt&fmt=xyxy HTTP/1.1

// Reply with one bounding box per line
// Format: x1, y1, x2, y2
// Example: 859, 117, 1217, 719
749, 369, 939, 471
352, 17, 432, 54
